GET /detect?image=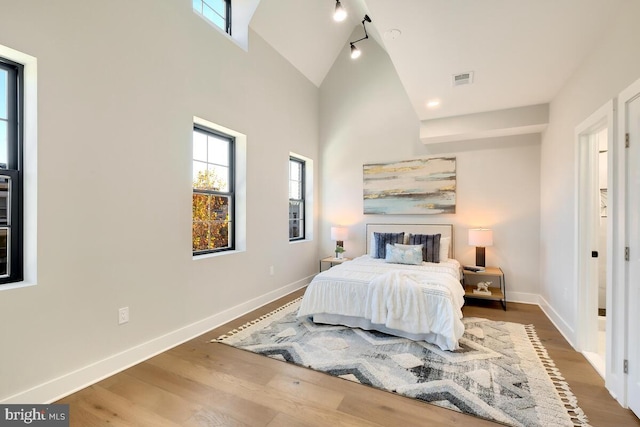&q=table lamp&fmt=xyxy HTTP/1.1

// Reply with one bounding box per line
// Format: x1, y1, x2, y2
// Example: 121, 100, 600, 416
331, 226, 348, 259
468, 228, 493, 267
